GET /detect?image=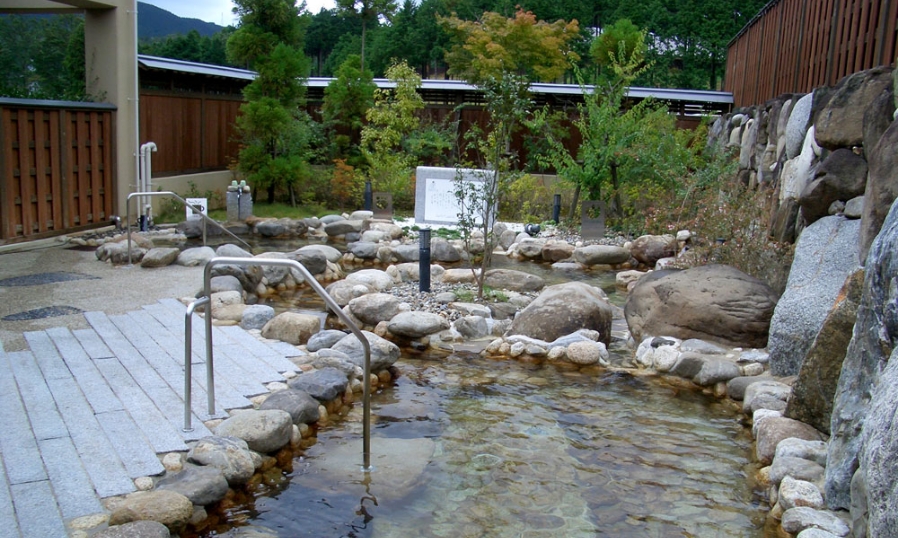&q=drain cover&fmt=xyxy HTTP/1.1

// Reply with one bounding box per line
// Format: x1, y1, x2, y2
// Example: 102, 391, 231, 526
3, 306, 84, 321
0, 272, 100, 287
